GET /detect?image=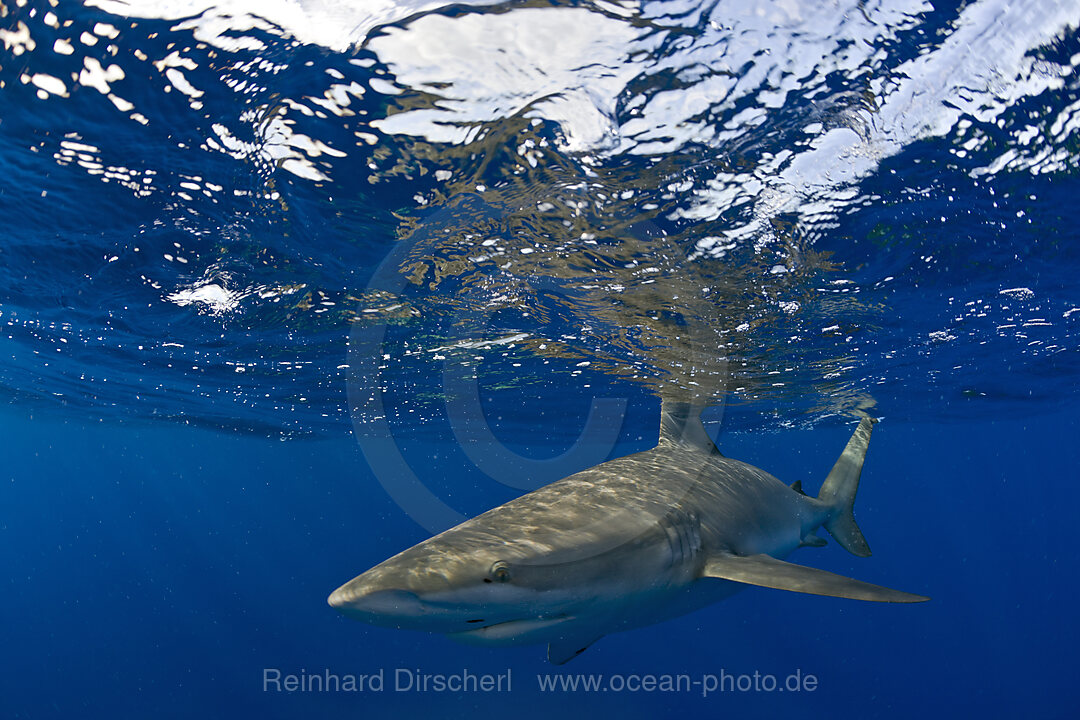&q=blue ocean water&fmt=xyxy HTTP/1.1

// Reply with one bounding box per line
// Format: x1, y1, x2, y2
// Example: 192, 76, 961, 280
1, 0, 1078, 717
